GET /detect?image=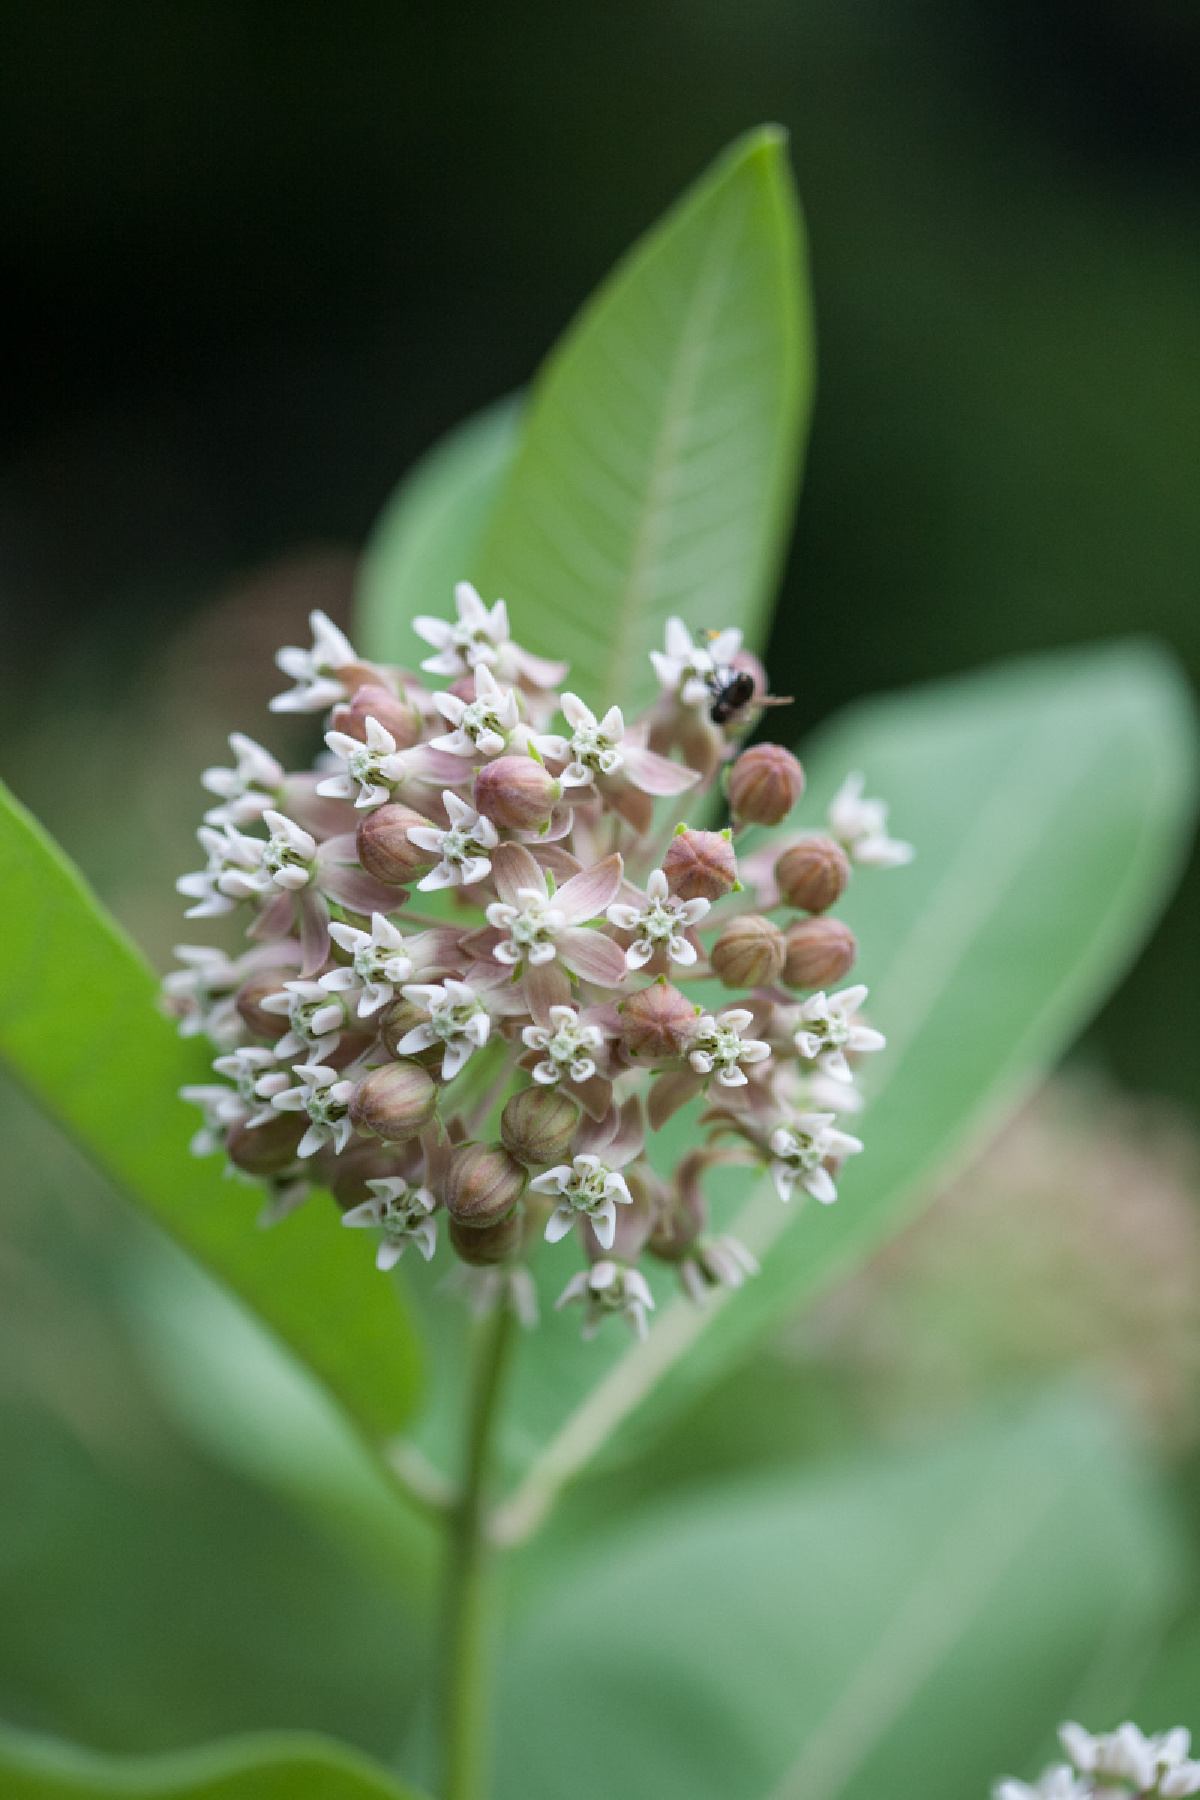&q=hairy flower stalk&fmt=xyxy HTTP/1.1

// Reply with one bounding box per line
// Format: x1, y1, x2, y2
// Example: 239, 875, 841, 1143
168, 592, 912, 1338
